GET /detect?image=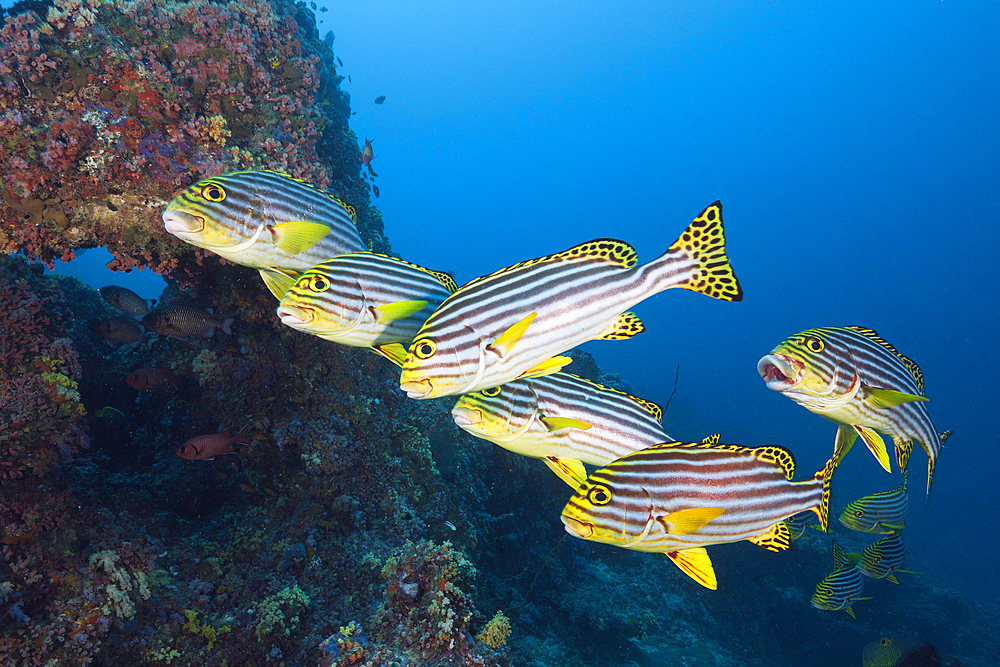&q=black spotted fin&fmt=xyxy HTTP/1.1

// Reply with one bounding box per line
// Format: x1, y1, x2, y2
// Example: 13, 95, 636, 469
665, 201, 743, 302
596, 311, 645, 340
753, 445, 796, 481
666, 547, 717, 590
748, 522, 792, 552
